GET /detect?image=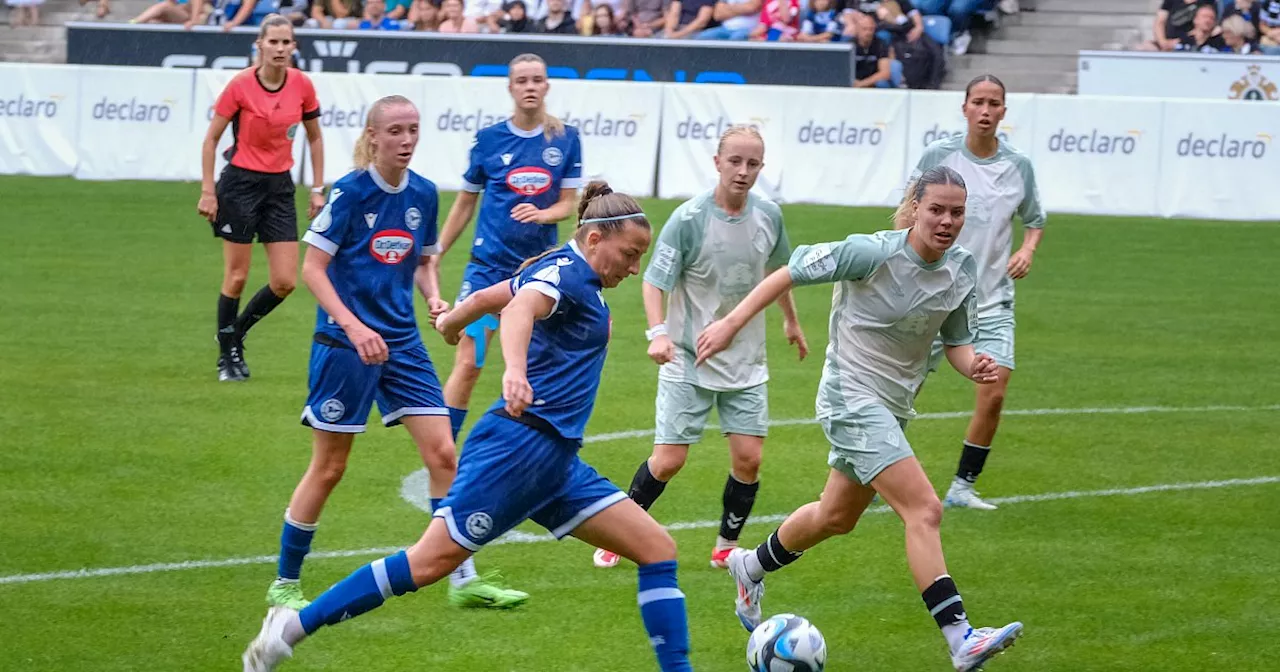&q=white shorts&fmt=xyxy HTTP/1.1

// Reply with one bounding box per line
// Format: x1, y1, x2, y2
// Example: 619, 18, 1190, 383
654, 379, 768, 445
